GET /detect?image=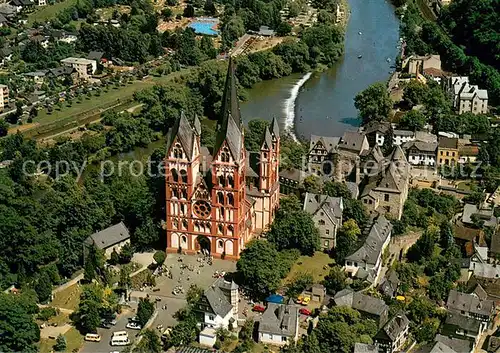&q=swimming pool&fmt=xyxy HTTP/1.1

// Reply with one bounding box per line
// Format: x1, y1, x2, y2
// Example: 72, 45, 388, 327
189, 20, 219, 36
